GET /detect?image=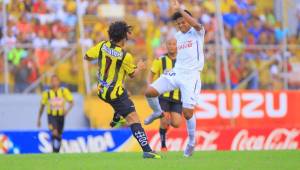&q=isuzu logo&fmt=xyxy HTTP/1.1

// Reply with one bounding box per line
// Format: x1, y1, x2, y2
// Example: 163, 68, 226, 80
195, 92, 287, 119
